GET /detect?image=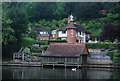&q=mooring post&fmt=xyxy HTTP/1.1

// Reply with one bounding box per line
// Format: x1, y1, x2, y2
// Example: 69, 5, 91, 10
41, 63, 43, 67
53, 63, 54, 67
77, 58, 79, 68
65, 64, 66, 68
65, 58, 66, 68
13, 53, 15, 62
